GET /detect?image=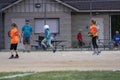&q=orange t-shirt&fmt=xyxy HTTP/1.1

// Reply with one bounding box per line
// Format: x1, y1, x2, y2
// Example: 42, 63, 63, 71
10, 28, 20, 44
90, 25, 98, 37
